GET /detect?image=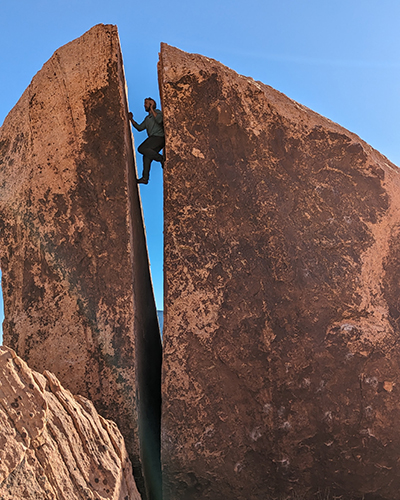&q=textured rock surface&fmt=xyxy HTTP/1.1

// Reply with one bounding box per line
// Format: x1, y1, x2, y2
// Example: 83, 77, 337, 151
0, 25, 161, 499
160, 44, 400, 499
0, 346, 141, 500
